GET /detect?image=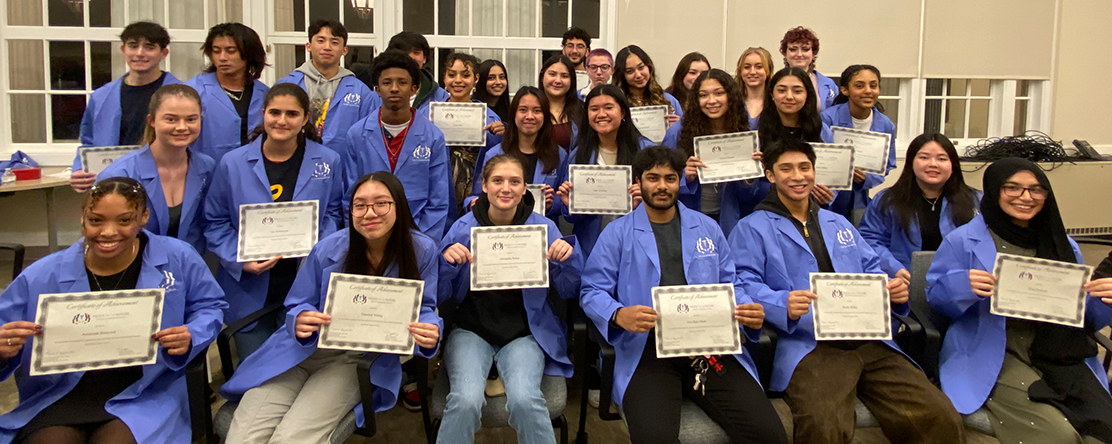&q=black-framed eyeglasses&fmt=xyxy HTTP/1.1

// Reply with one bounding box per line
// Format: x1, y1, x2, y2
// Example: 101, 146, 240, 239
587, 64, 612, 72
352, 201, 394, 217
564, 43, 587, 50
1001, 183, 1048, 199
